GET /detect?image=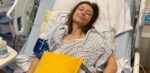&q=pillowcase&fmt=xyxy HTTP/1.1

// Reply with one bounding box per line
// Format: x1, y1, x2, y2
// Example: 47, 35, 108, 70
34, 51, 83, 73
39, 11, 69, 39
52, 0, 133, 36
94, 0, 133, 35
52, 0, 80, 12
39, 9, 53, 34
